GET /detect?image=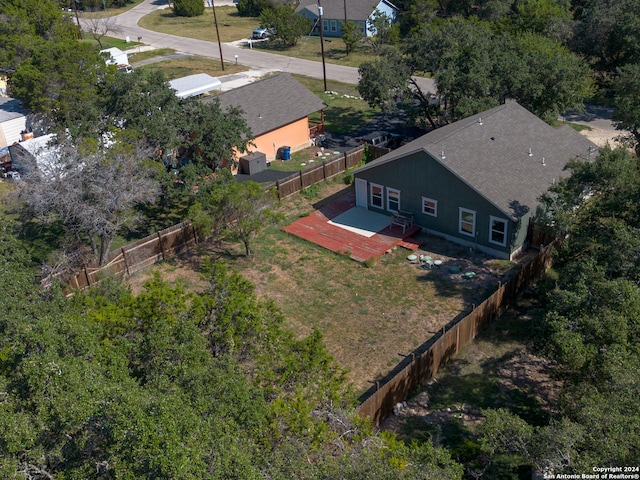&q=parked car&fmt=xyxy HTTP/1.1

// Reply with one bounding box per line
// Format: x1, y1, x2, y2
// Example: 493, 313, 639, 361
359, 131, 402, 149
252, 26, 272, 39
